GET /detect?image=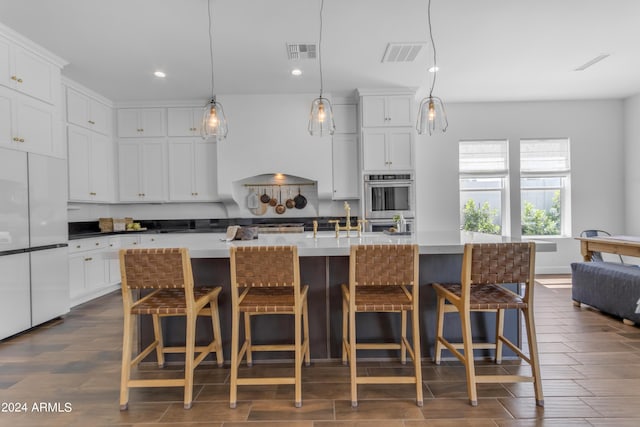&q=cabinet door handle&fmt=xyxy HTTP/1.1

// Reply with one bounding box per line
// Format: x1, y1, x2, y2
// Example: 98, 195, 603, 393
84, 257, 93, 261
76, 245, 81, 249
88, 120, 95, 125
89, 192, 97, 196
95, 242, 100, 246
17, 78, 23, 83
13, 137, 19, 141
133, 242, 137, 245
19, 138, 24, 142
11, 75, 17, 81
